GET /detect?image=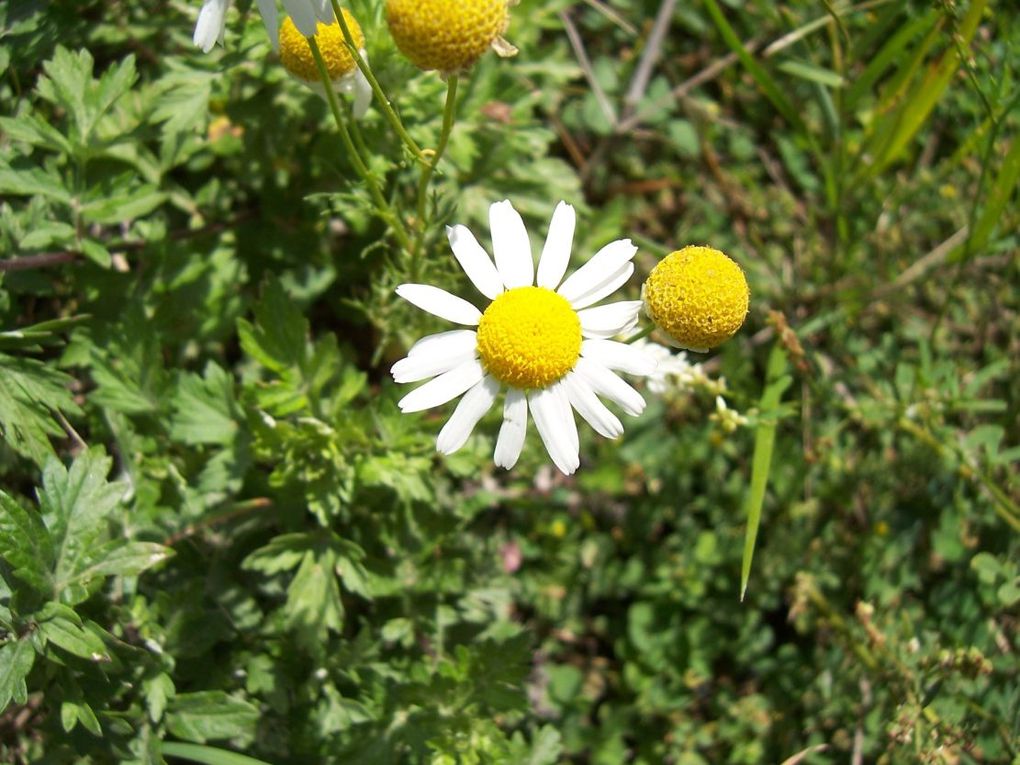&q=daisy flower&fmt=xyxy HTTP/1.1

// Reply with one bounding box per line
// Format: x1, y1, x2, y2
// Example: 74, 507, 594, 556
391, 200, 657, 475
642, 245, 749, 352
193, 0, 326, 52
275, 10, 373, 118
386, 0, 517, 75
